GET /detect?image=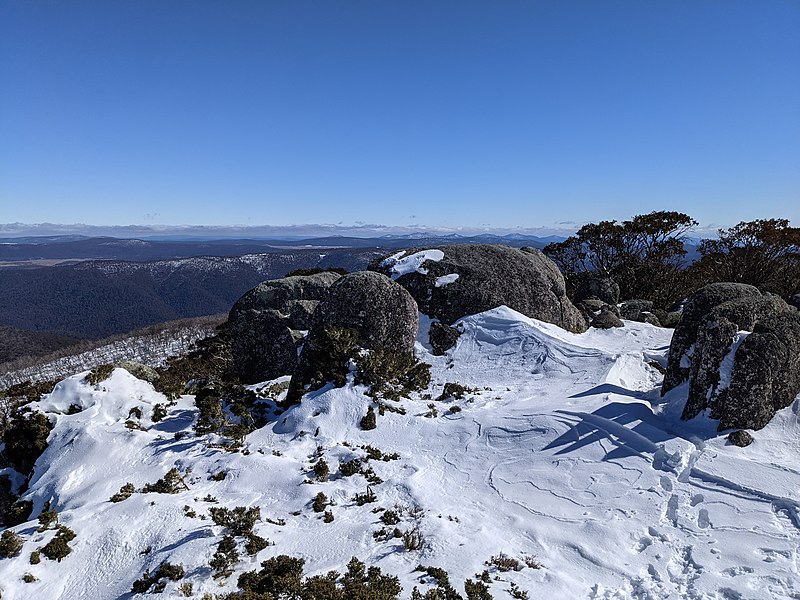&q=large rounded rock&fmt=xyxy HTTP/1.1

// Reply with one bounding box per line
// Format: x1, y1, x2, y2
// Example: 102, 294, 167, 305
591, 307, 624, 329
308, 271, 418, 353
228, 272, 341, 383
714, 312, 800, 431
574, 276, 620, 306
681, 295, 792, 420
371, 244, 587, 333
662, 283, 762, 395
287, 272, 418, 402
